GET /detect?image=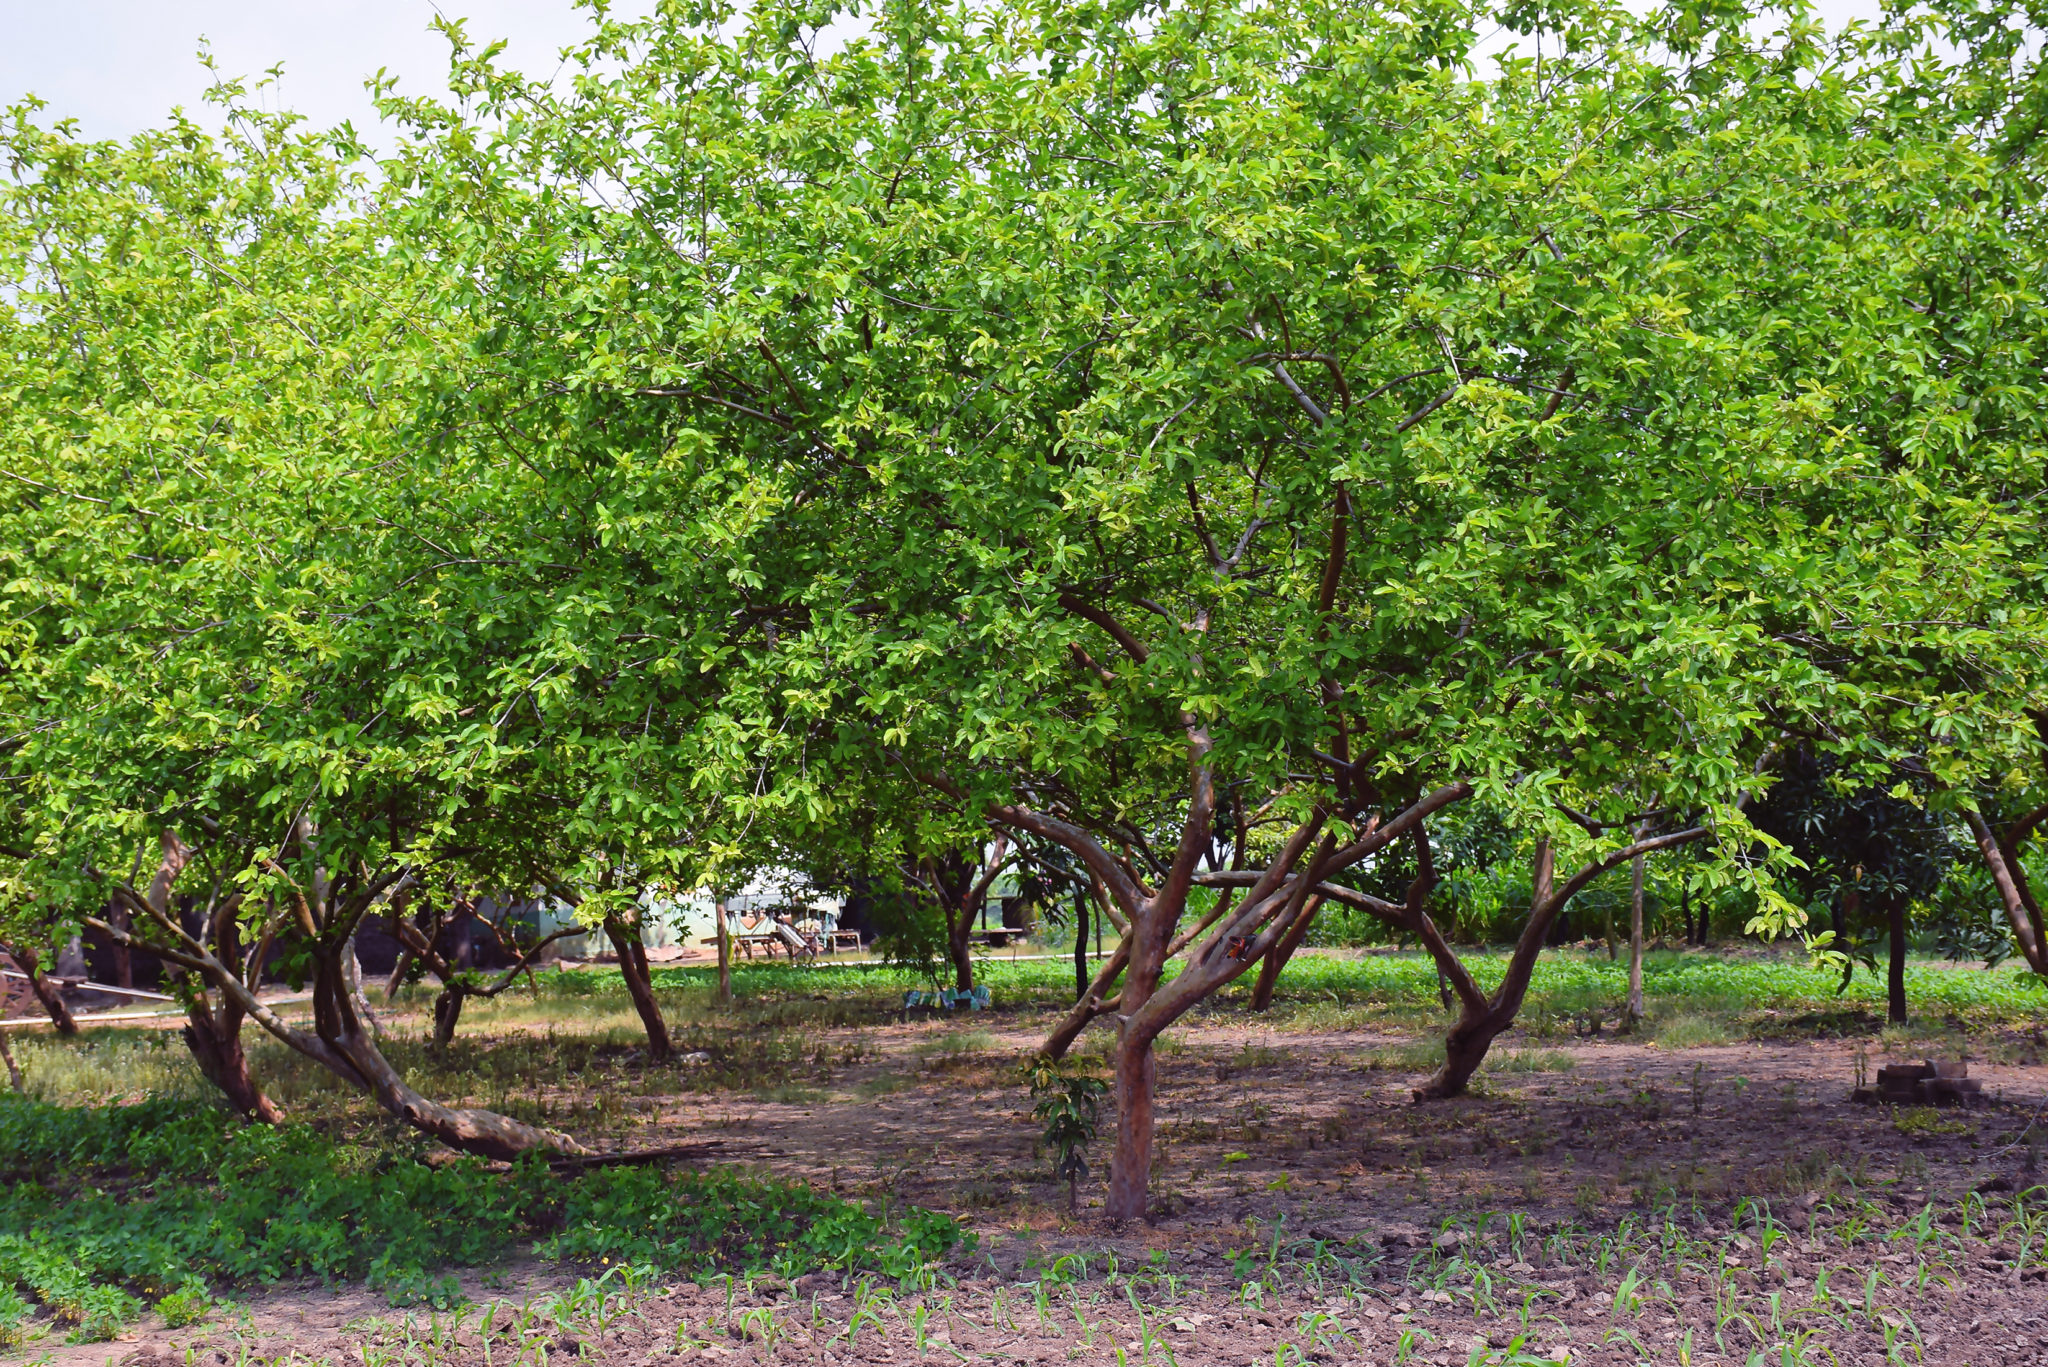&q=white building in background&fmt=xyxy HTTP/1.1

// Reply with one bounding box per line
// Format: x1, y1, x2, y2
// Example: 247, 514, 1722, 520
529, 872, 843, 959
